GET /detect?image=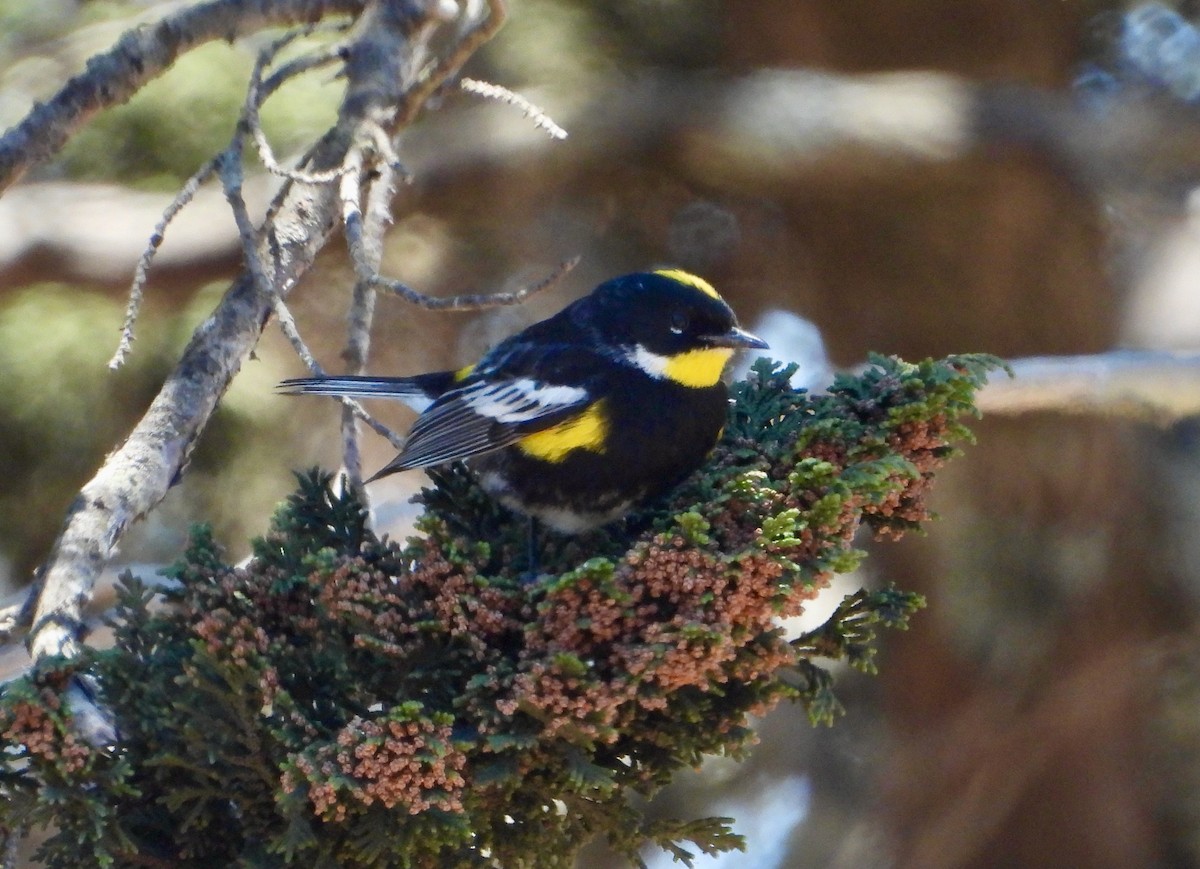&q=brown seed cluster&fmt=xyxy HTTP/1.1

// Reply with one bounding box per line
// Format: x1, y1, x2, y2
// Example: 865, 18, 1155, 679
1, 689, 90, 775
0, 360, 988, 864
499, 541, 820, 742
400, 547, 527, 646
870, 412, 953, 534
167, 399, 954, 822
193, 605, 270, 663
287, 712, 467, 822
317, 548, 528, 662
